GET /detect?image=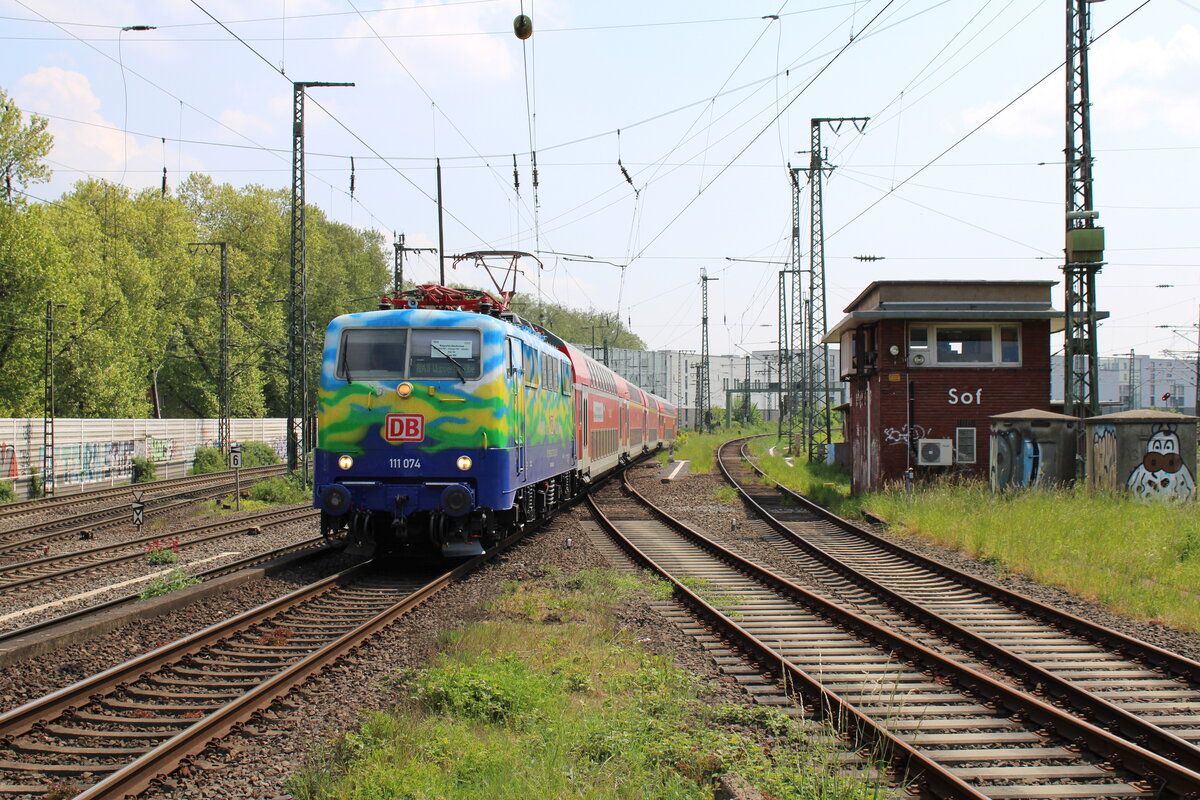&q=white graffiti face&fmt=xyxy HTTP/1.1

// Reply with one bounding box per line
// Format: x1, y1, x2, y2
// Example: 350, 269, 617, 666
1127, 430, 1195, 502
